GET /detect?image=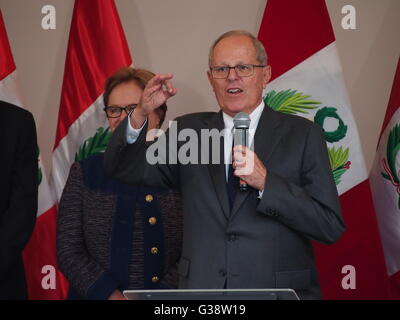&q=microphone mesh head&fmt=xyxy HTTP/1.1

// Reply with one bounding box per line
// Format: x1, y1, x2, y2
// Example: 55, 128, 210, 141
233, 112, 250, 129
